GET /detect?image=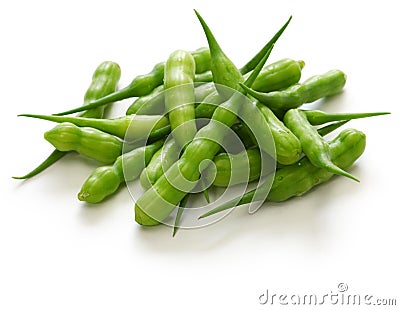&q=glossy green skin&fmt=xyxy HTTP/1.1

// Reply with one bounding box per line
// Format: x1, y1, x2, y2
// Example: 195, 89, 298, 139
134, 43, 274, 225
242, 69, 346, 110
21, 114, 169, 141
212, 120, 350, 187
231, 122, 257, 148
81, 61, 122, 118
125, 81, 216, 116
194, 10, 244, 97
284, 109, 358, 181
268, 129, 365, 201
140, 122, 259, 190
127, 57, 302, 118
125, 85, 165, 115
251, 59, 304, 93
13, 61, 121, 180
54, 48, 212, 116
256, 103, 302, 165
78, 140, 163, 203
191, 47, 211, 73
44, 122, 123, 164
194, 58, 305, 119
211, 149, 262, 187
200, 128, 366, 218
194, 71, 213, 83
164, 50, 197, 148
140, 139, 180, 190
